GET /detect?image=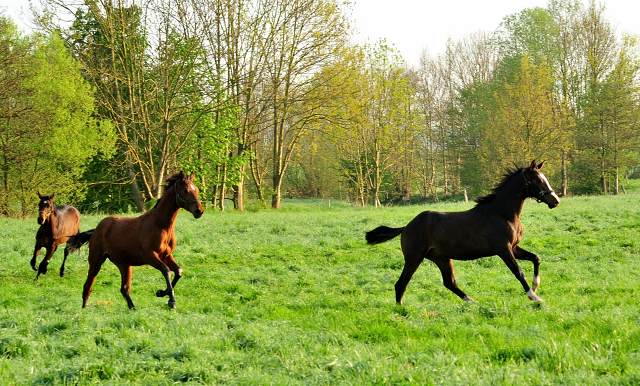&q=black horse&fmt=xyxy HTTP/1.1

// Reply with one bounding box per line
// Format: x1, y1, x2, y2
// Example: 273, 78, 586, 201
366, 160, 560, 304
